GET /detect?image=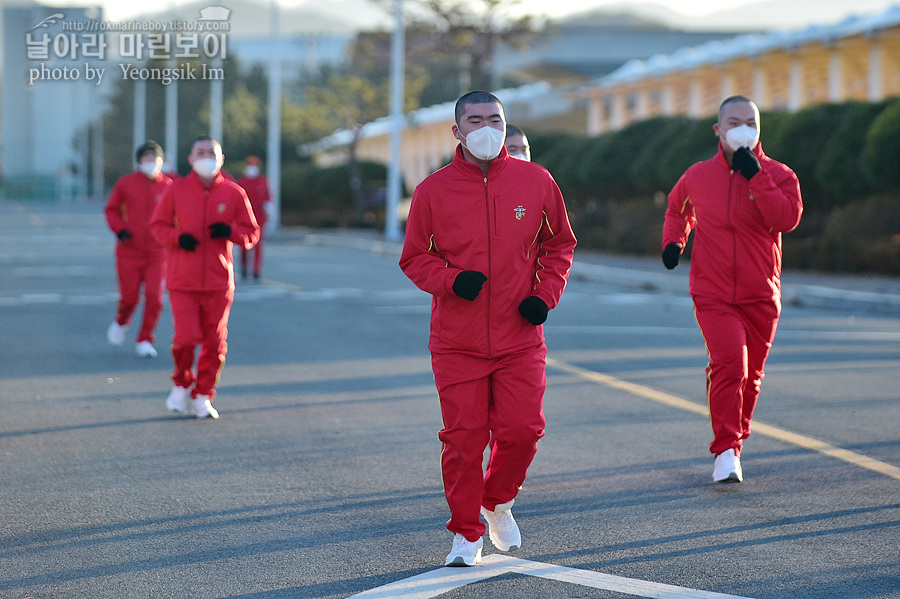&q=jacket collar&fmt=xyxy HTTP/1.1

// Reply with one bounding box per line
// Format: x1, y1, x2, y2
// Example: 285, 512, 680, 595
132, 169, 165, 183
186, 169, 225, 189
716, 140, 766, 167
452, 144, 510, 177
